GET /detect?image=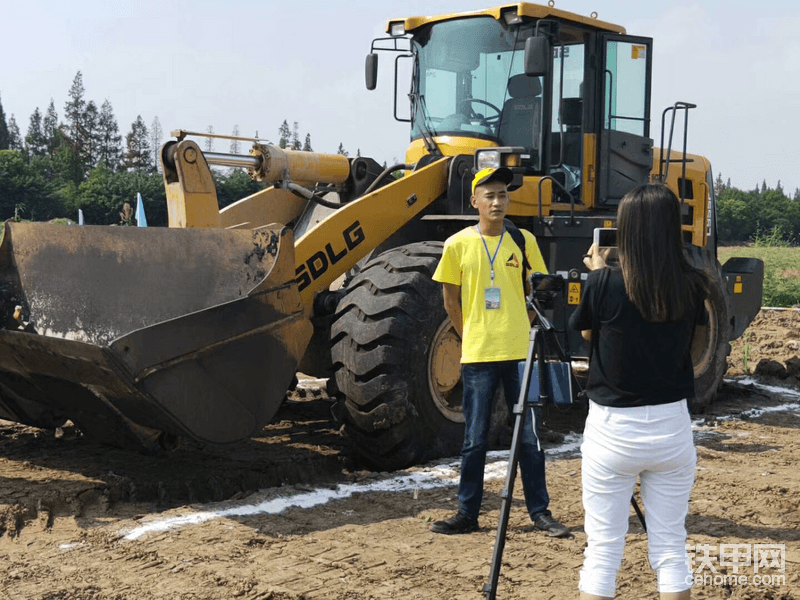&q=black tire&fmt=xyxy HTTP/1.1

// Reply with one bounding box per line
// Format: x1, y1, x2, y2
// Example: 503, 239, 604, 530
690, 249, 731, 411
331, 242, 469, 470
